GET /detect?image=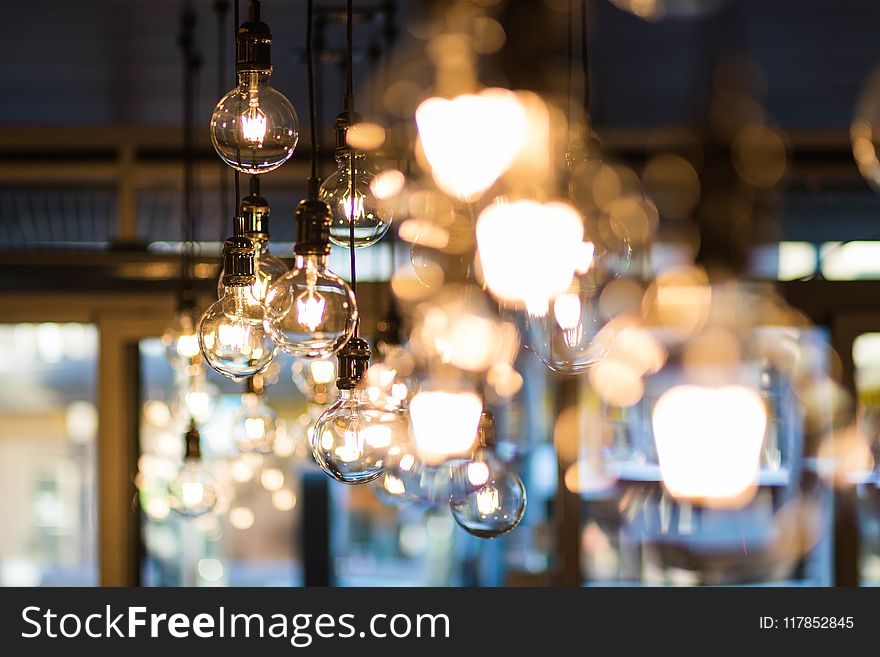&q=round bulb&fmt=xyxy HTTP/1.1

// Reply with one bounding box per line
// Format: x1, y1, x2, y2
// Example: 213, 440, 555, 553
218, 249, 288, 305
210, 71, 299, 174
162, 312, 201, 371
384, 441, 480, 505
450, 463, 526, 538
198, 291, 277, 379
232, 392, 278, 454
319, 154, 392, 248
311, 389, 403, 485
168, 458, 219, 518
179, 374, 219, 424
264, 254, 357, 359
